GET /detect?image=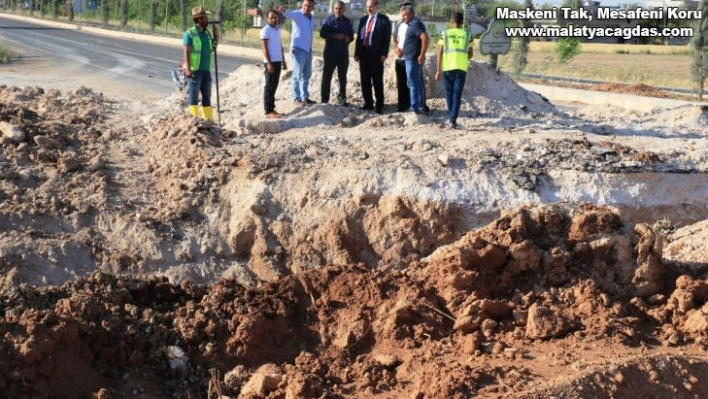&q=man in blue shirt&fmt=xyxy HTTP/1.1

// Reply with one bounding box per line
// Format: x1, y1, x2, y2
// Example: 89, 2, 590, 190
400, 5, 428, 115
182, 6, 219, 120
320, 0, 354, 106
278, 0, 316, 105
